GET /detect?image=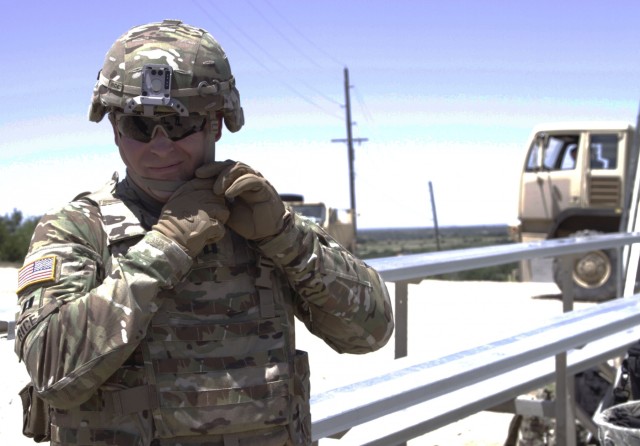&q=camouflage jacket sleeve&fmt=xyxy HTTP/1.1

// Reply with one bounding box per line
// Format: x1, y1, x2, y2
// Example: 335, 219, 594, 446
258, 212, 394, 354
14, 199, 192, 409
